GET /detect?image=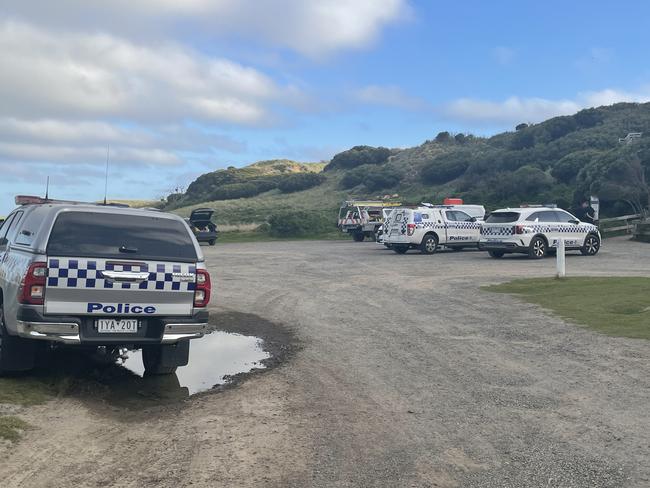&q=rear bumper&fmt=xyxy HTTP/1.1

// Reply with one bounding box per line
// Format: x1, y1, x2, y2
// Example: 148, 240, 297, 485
15, 307, 210, 345
479, 241, 527, 253
195, 231, 218, 242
